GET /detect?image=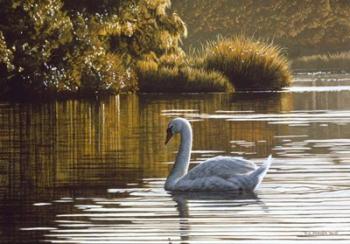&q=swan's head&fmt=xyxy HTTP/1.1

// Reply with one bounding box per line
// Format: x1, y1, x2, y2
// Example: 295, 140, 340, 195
165, 117, 190, 145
